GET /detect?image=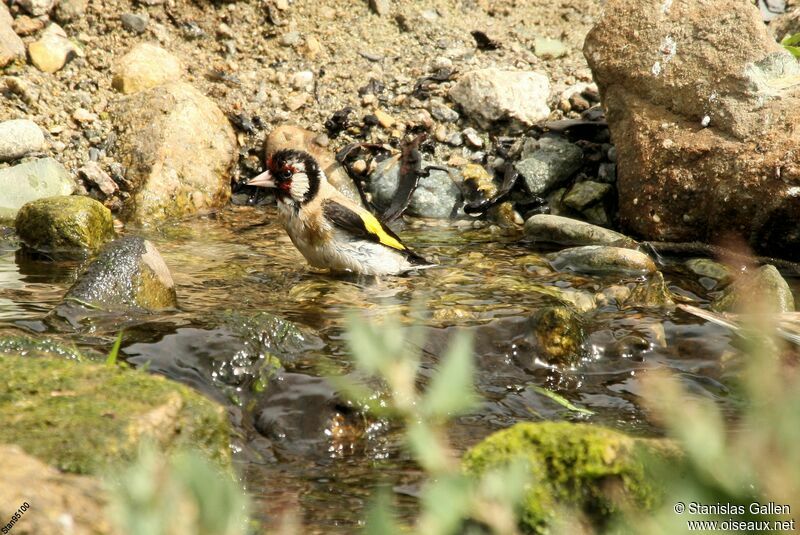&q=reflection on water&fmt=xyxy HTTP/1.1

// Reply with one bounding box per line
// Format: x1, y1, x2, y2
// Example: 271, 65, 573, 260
0, 205, 783, 531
